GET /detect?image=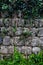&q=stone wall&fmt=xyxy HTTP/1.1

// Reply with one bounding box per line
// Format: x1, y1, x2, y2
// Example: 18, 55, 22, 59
0, 18, 43, 59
